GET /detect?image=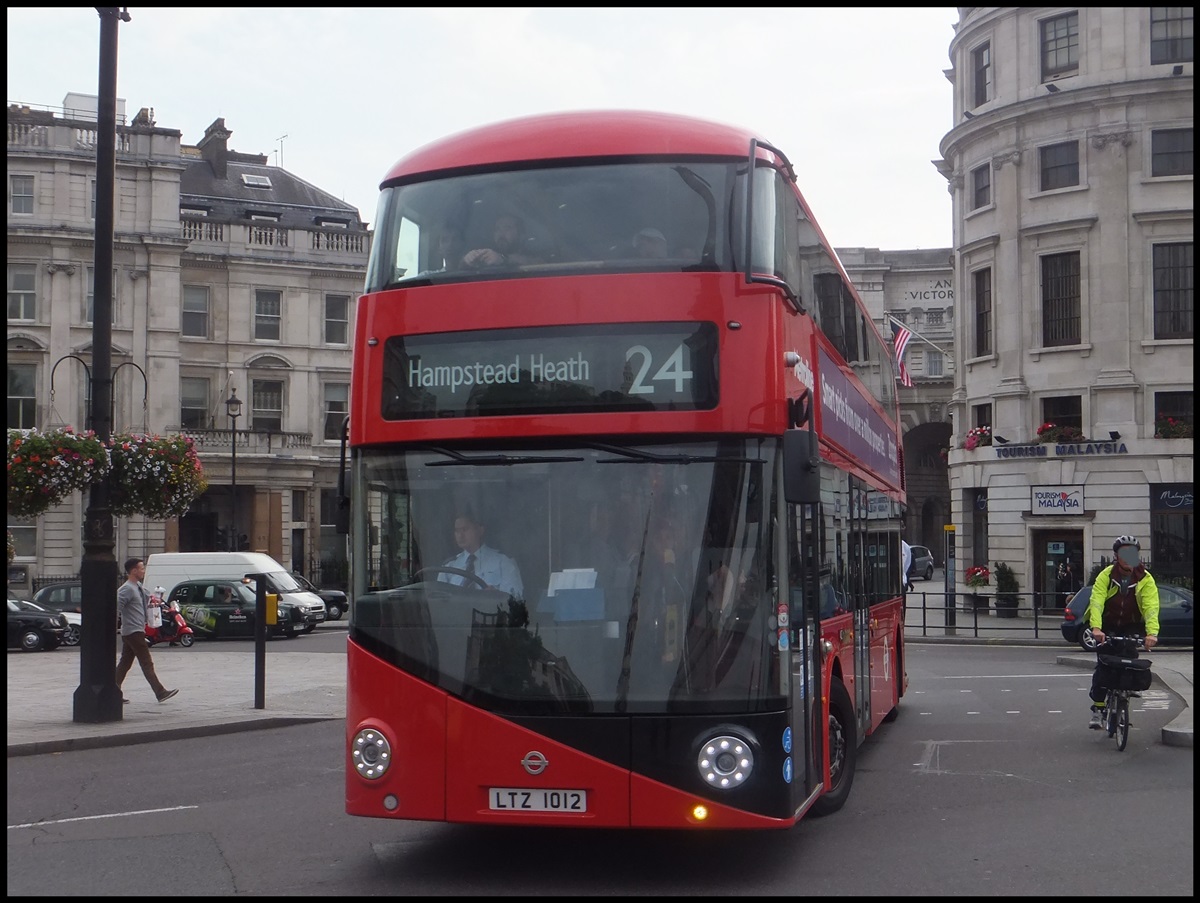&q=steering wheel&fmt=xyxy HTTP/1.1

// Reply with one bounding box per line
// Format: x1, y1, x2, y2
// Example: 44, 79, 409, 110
413, 566, 490, 590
